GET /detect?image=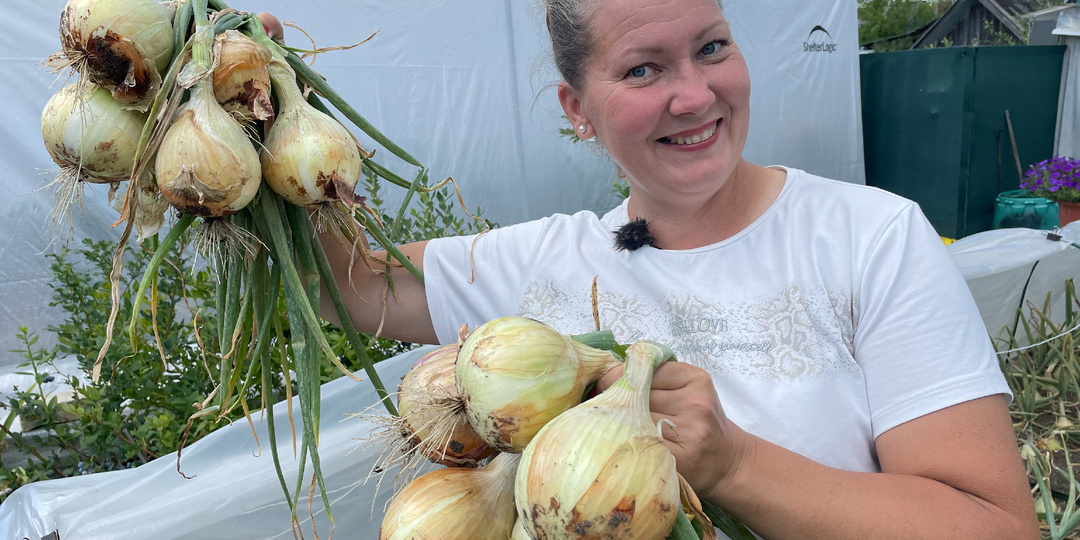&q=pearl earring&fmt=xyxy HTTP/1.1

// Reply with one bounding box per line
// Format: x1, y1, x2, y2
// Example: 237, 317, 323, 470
578, 125, 587, 133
